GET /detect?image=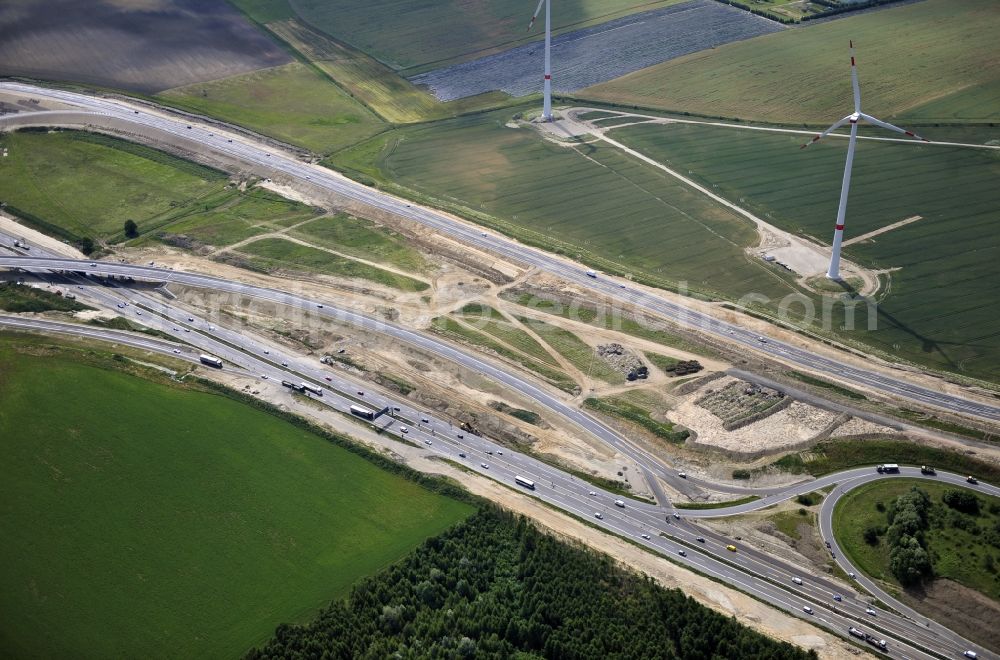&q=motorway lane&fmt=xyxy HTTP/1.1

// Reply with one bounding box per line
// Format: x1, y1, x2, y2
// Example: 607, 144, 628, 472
1, 82, 998, 425
1, 265, 988, 657
0, 253, 707, 500
818, 469, 1000, 659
